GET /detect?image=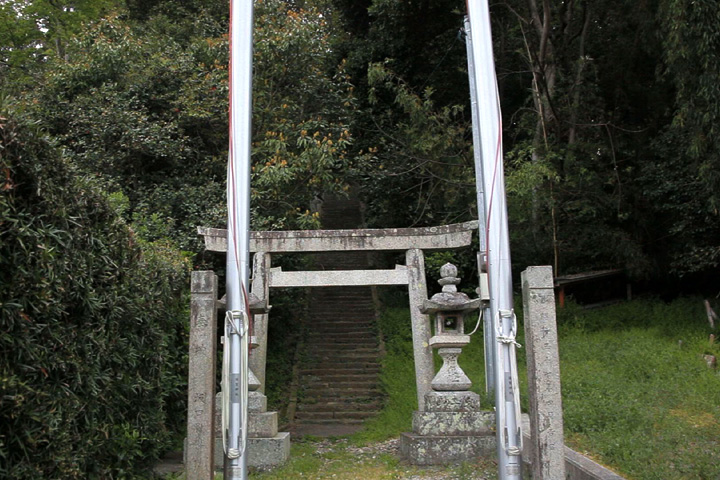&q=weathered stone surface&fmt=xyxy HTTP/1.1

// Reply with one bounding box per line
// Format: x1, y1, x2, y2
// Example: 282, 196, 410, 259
412, 411, 494, 436
431, 348, 472, 391
250, 252, 271, 394
248, 369, 261, 391
399, 432, 496, 465
249, 412, 278, 438
406, 248, 434, 411
424, 391, 481, 412
522, 266, 566, 480
429, 334, 470, 348
186, 271, 218, 480
248, 391, 267, 413
268, 266, 409, 287
213, 433, 291, 469
198, 222, 477, 253
213, 401, 278, 438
